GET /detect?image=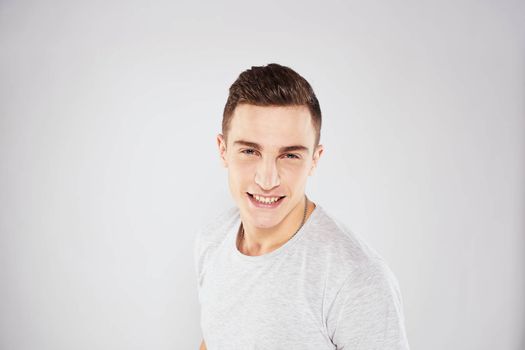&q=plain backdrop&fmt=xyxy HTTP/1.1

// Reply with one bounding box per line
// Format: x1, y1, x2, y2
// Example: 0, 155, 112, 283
1, 1, 524, 349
